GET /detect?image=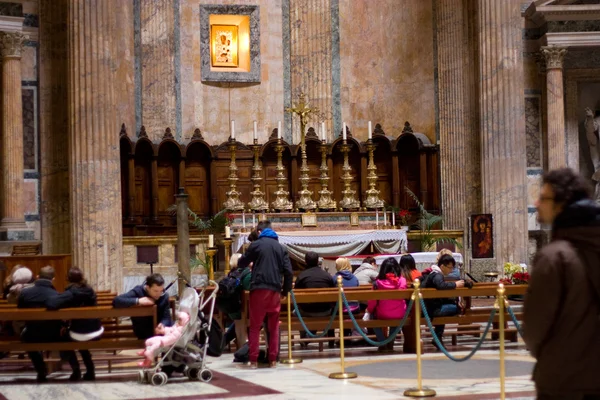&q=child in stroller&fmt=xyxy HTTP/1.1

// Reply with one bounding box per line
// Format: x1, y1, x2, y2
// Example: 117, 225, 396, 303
138, 311, 190, 367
